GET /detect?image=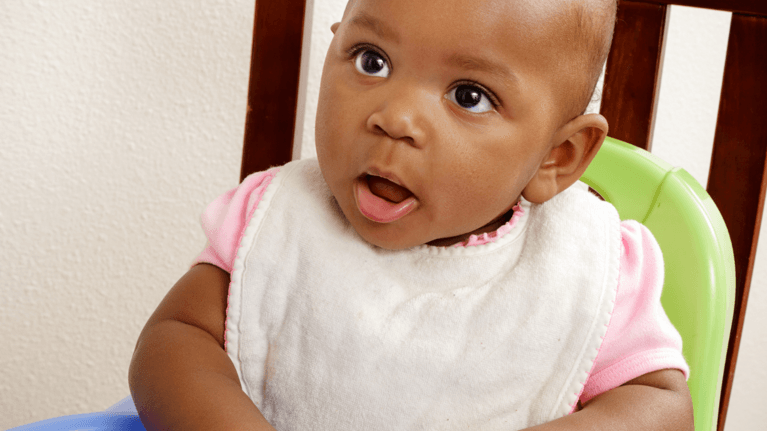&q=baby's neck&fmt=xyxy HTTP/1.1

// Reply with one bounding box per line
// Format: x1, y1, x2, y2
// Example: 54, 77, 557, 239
427, 208, 515, 247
